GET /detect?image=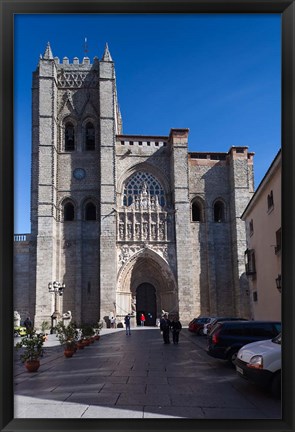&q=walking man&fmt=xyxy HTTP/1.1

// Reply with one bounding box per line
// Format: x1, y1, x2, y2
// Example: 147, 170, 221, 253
160, 313, 171, 344
171, 315, 182, 344
124, 313, 131, 335
110, 316, 116, 328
